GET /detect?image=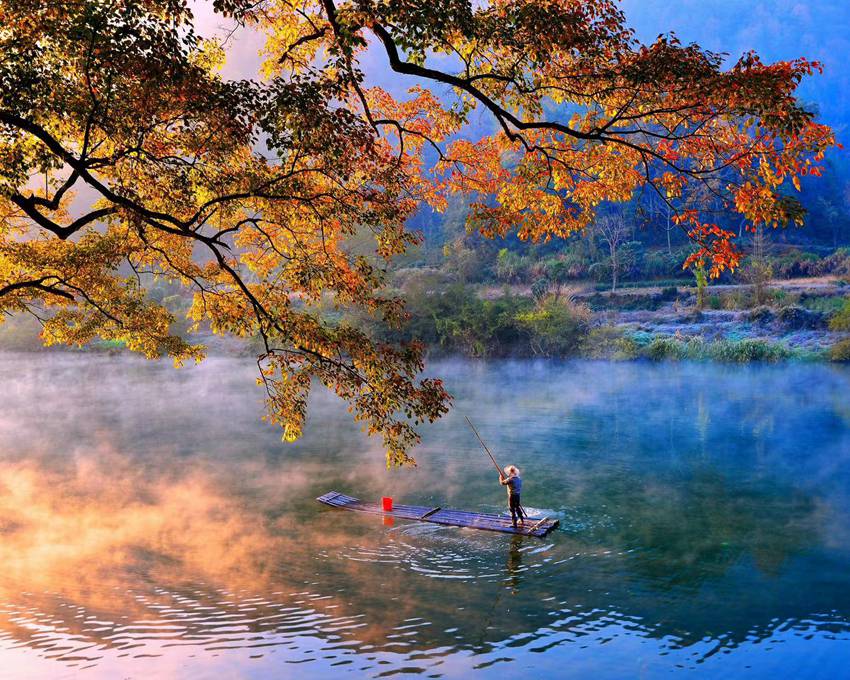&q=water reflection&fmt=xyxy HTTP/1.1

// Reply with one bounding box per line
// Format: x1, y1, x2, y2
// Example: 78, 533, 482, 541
505, 535, 524, 595
0, 354, 848, 678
